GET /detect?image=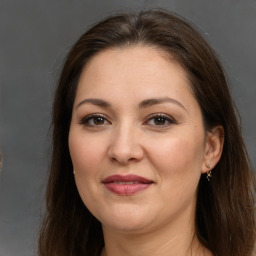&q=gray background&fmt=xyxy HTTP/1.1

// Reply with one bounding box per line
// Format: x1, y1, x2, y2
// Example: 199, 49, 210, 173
0, 0, 255, 255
